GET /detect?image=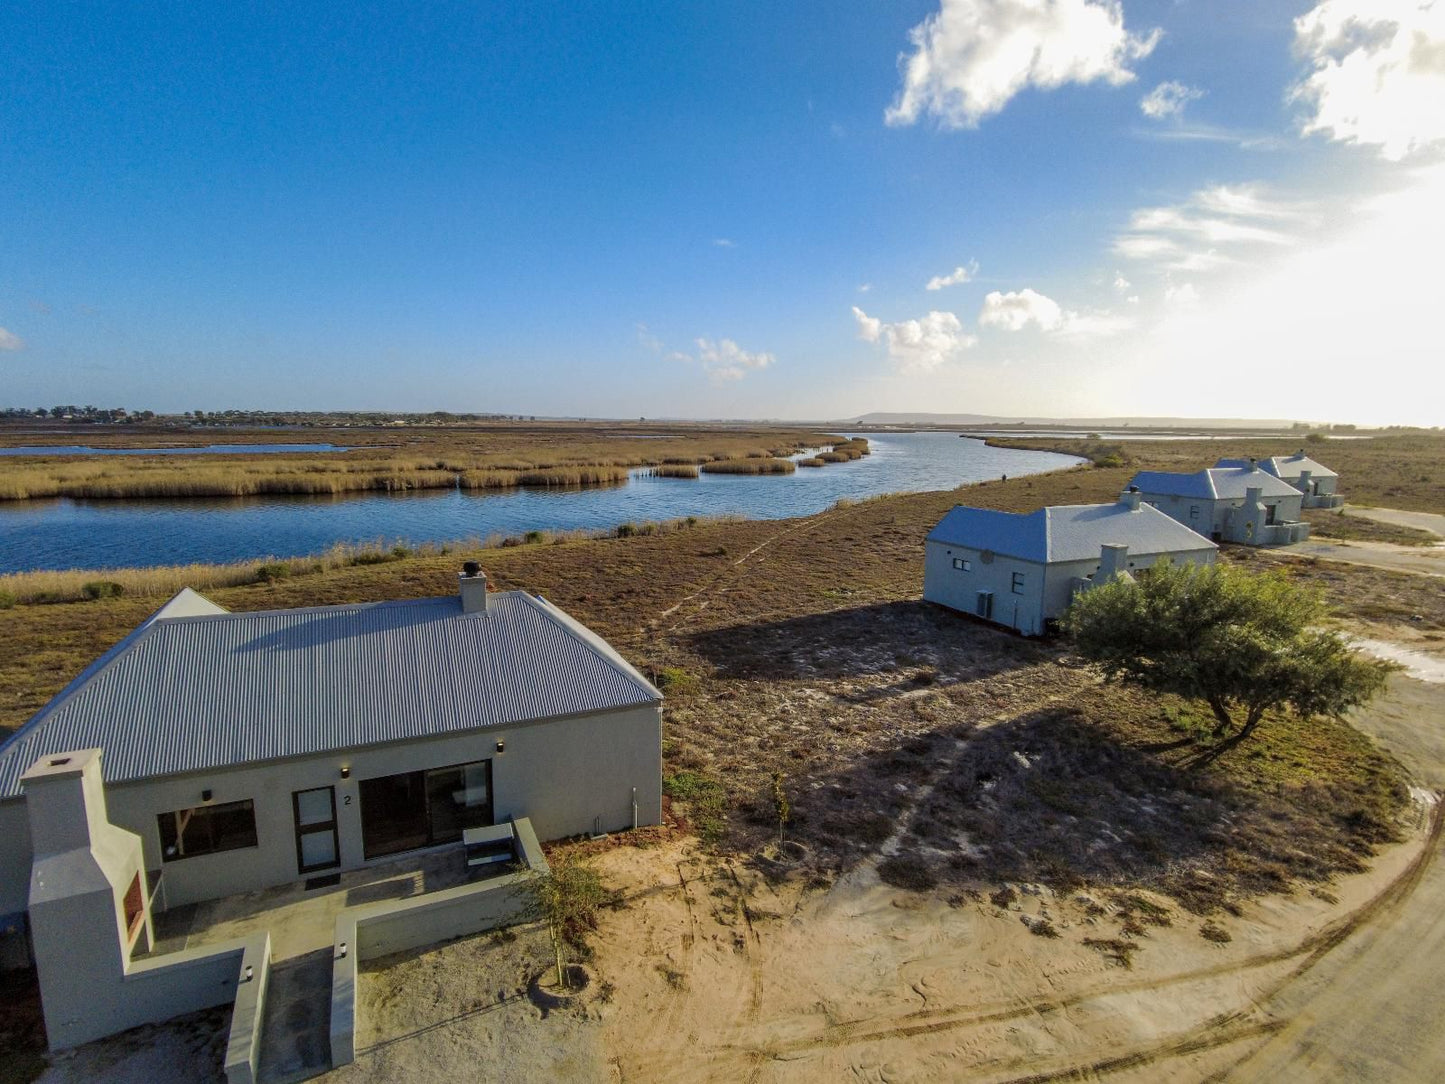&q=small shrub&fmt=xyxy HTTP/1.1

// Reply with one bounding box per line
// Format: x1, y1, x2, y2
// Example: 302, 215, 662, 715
1200, 921, 1232, 943
616, 522, 637, 538
500, 536, 523, 548
254, 563, 292, 583
990, 886, 1018, 908
1027, 917, 1061, 938
1084, 937, 1140, 968
653, 666, 699, 696
877, 853, 938, 891
0, 589, 14, 610
523, 530, 545, 544
664, 771, 728, 845
81, 581, 126, 600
